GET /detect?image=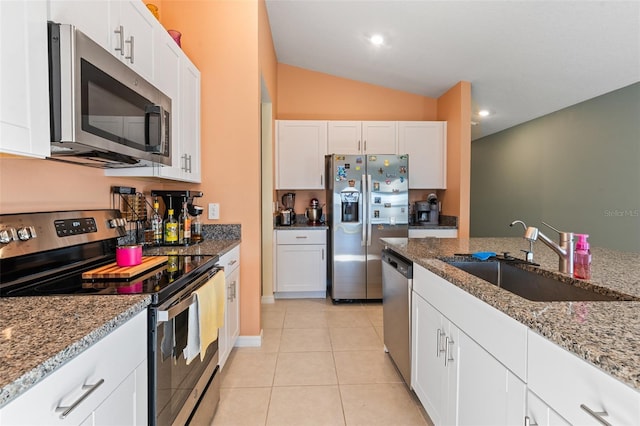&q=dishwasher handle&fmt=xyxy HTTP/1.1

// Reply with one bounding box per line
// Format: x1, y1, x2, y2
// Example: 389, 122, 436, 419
382, 249, 413, 279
